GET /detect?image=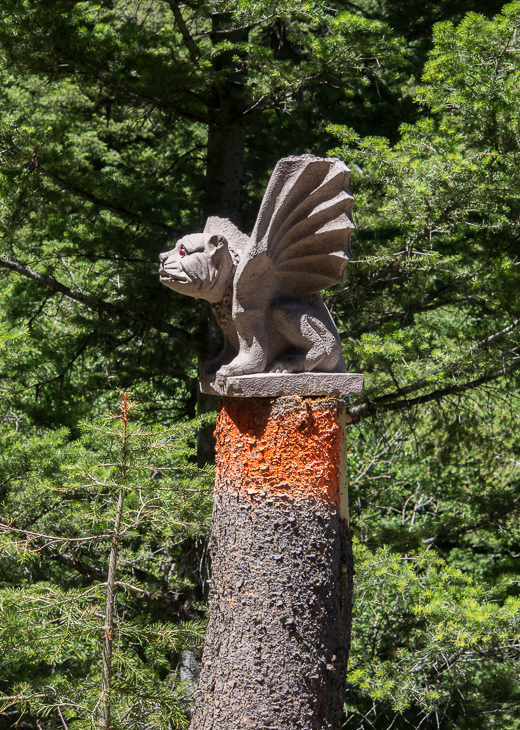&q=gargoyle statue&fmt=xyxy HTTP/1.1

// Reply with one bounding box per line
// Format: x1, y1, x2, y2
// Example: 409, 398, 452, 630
159, 155, 354, 379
